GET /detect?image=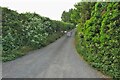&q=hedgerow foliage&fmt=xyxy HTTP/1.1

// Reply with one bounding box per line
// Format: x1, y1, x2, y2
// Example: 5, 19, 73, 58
2, 7, 74, 62
61, 1, 120, 78
76, 2, 120, 78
